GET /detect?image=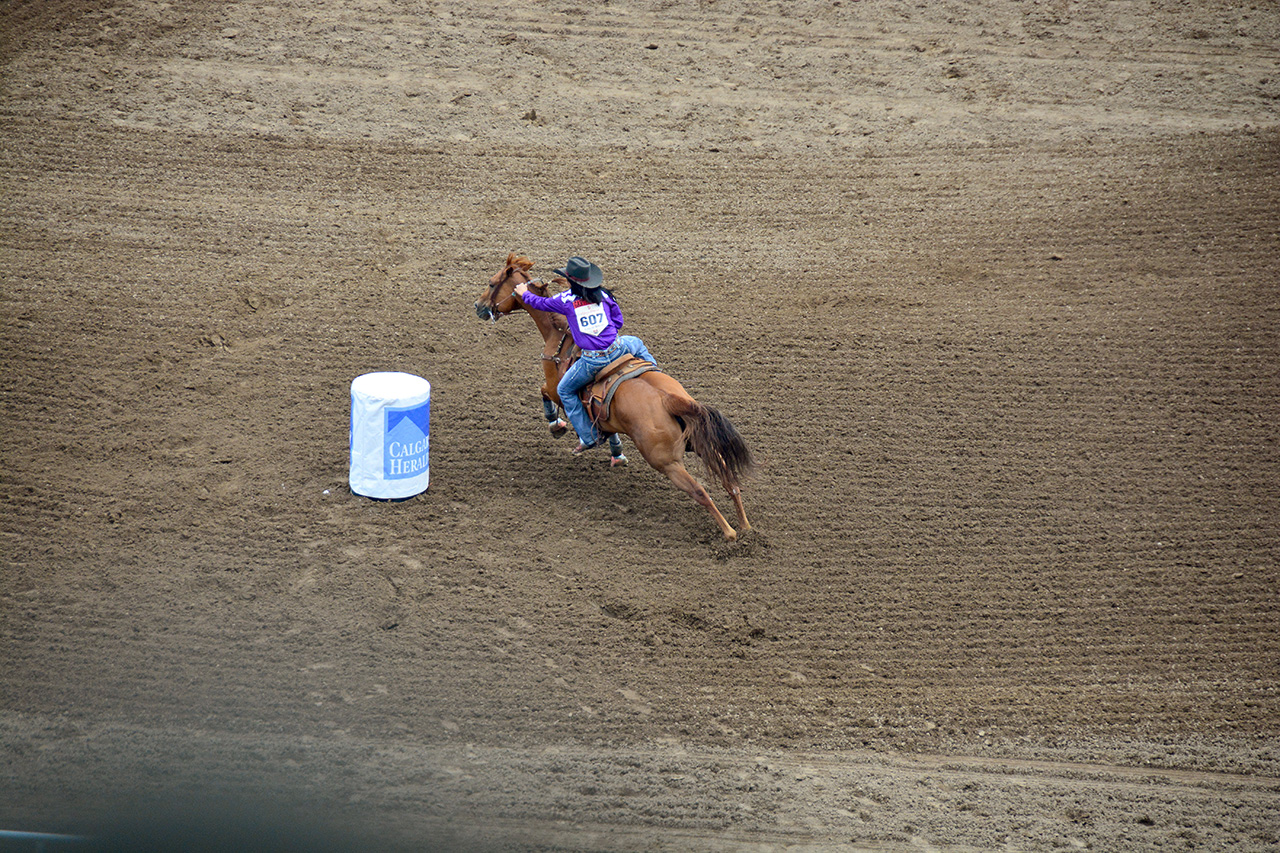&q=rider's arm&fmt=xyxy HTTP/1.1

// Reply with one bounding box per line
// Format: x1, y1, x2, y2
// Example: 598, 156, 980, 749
520, 289, 569, 315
